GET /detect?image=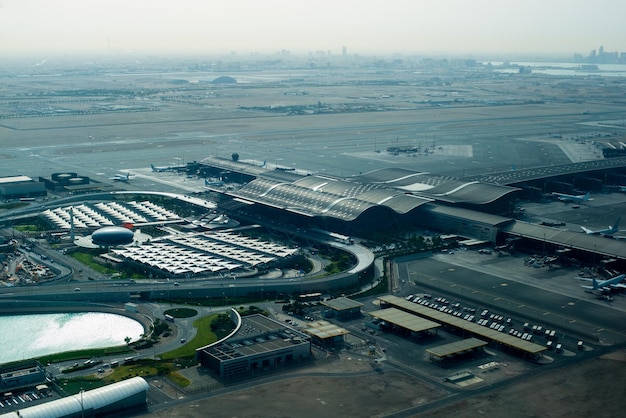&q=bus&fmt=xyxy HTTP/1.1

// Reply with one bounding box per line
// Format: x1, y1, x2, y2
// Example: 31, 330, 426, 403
164, 314, 175, 322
